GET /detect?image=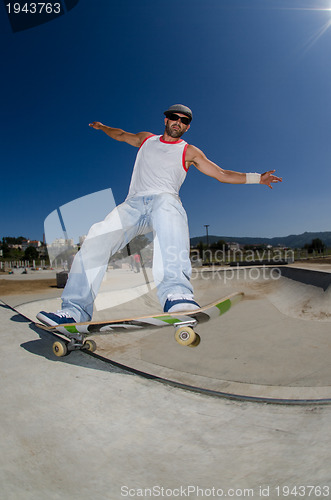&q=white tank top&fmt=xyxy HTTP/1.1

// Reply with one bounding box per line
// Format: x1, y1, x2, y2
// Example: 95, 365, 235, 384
126, 135, 189, 198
